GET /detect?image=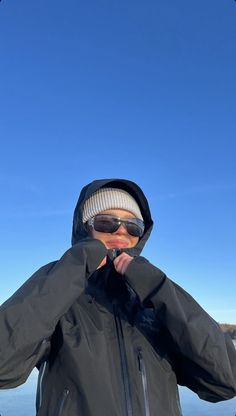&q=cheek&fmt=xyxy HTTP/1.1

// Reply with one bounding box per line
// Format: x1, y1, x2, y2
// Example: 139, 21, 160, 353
129, 236, 139, 247
92, 230, 110, 245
